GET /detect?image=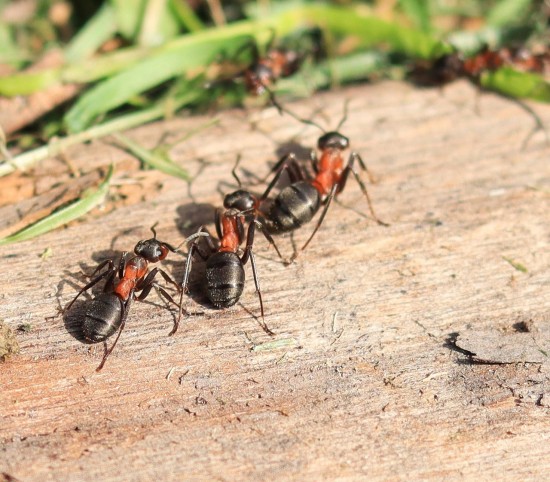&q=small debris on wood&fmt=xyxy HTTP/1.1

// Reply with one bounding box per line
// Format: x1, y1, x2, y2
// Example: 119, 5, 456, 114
17, 323, 32, 333
0, 319, 20, 361
502, 256, 528, 273
40, 247, 53, 260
